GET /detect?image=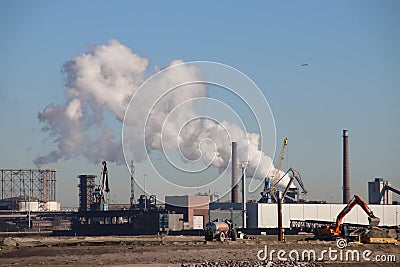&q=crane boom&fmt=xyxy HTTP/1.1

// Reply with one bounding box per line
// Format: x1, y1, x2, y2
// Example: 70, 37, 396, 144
271, 138, 288, 192
281, 168, 308, 200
